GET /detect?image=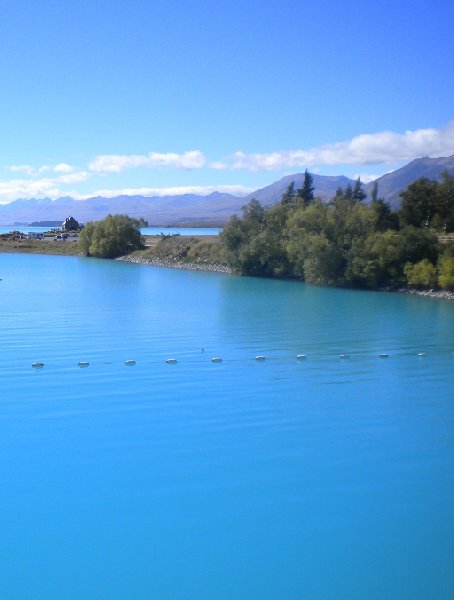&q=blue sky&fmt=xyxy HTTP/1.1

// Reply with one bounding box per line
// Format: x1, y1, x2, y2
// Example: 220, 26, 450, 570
0, 0, 453, 203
